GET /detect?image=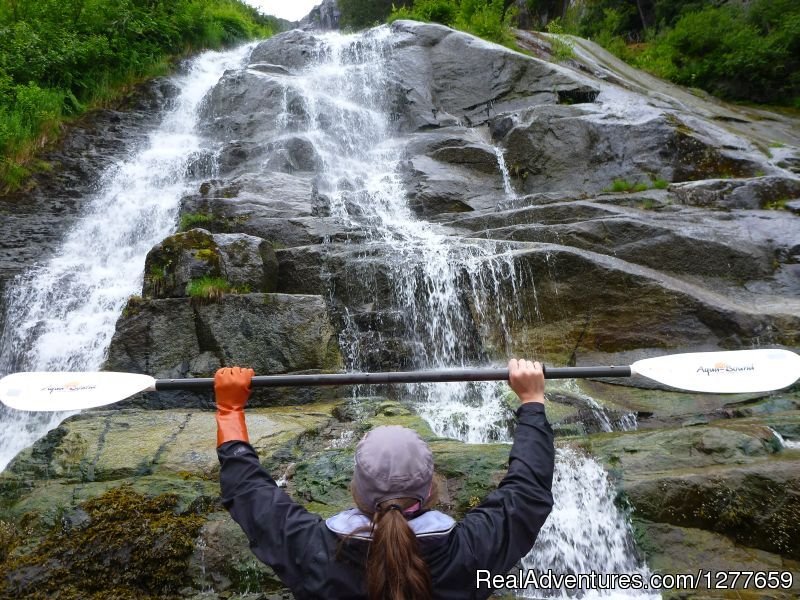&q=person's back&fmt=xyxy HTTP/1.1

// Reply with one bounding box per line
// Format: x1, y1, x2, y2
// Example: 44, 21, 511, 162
215, 359, 554, 599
